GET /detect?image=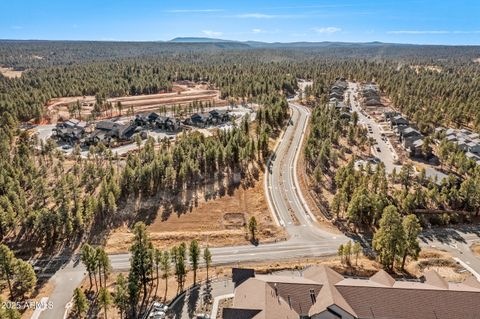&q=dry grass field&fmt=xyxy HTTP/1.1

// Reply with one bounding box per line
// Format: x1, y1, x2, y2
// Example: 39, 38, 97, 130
105, 171, 286, 253
471, 242, 480, 257
0, 66, 23, 78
